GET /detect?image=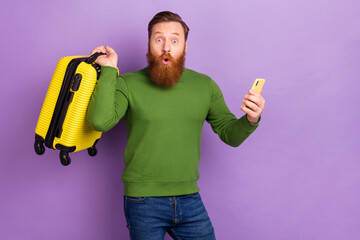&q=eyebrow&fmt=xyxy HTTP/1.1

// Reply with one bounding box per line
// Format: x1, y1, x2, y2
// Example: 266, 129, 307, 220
154, 31, 180, 36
